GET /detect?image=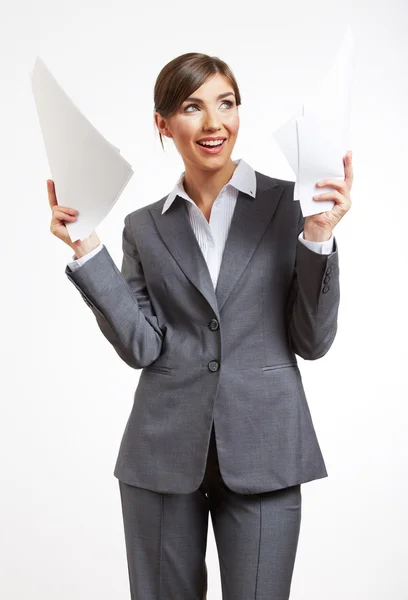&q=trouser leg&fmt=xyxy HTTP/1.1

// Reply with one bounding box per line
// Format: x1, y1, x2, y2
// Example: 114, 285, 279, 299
207, 425, 302, 600
118, 480, 209, 599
